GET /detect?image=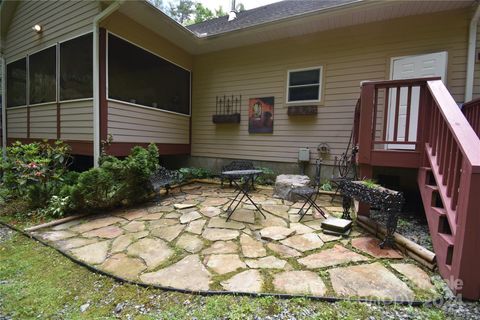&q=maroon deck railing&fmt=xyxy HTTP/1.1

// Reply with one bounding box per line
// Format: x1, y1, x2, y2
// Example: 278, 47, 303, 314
356, 78, 480, 299
462, 97, 480, 138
